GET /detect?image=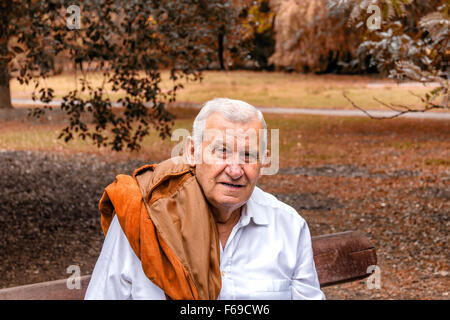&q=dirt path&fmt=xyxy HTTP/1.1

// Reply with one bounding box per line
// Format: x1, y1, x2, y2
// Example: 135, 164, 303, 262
10, 98, 450, 120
